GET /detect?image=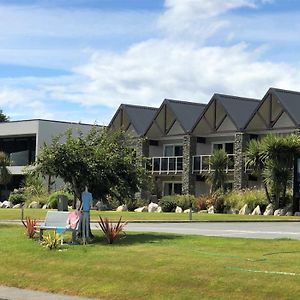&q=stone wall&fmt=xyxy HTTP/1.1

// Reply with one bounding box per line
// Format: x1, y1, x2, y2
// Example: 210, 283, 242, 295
182, 135, 196, 195
233, 133, 249, 190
